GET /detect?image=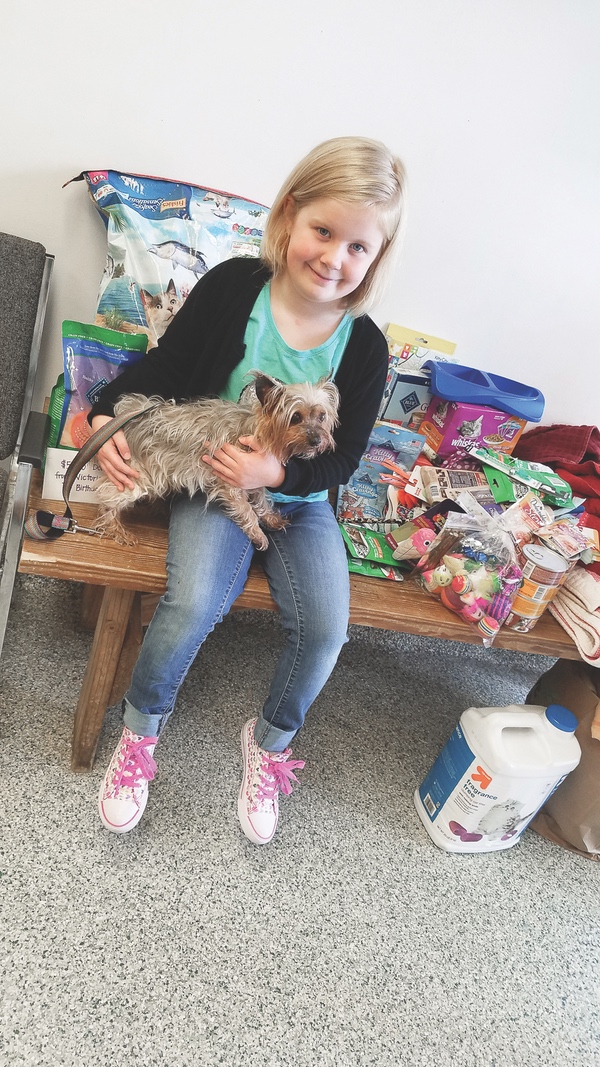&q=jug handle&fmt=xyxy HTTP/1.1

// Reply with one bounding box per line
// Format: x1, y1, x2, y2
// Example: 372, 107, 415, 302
488, 708, 546, 742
